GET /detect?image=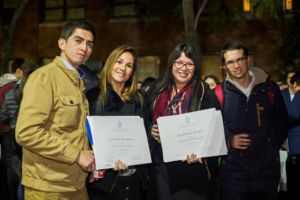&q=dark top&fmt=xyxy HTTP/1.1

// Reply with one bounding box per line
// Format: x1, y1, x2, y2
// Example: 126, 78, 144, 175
88, 86, 149, 198
219, 74, 289, 192
143, 81, 220, 199
281, 88, 300, 156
